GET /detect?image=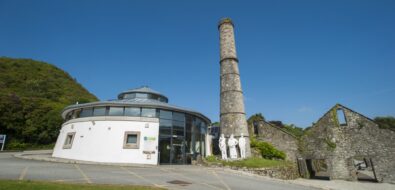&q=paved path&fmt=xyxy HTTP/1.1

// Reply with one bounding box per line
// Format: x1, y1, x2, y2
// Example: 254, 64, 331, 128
0, 152, 318, 190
